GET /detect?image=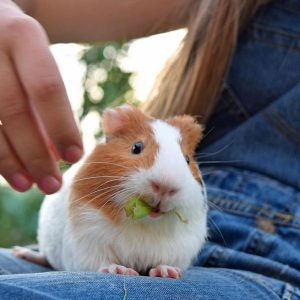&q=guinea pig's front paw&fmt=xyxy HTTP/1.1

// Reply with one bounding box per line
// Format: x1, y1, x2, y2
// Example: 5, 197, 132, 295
99, 264, 139, 276
149, 265, 182, 279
